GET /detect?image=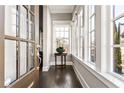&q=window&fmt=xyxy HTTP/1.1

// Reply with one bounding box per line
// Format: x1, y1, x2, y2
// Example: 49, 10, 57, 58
112, 6, 124, 75
71, 7, 84, 58
4, 5, 35, 86
55, 25, 70, 53
78, 8, 84, 59
88, 6, 96, 63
